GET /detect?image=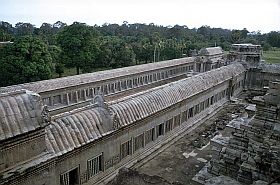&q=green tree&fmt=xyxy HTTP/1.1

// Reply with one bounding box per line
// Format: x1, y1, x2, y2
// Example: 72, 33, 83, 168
38, 23, 55, 44
162, 38, 183, 60
266, 31, 280, 47
0, 21, 13, 41
15, 22, 35, 36
0, 36, 53, 87
49, 45, 63, 77
152, 32, 163, 62
114, 42, 135, 68
231, 28, 248, 43
97, 36, 135, 68
57, 22, 100, 74
132, 37, 153, 64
